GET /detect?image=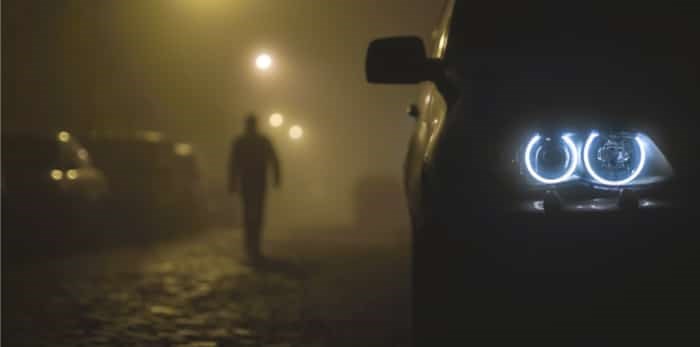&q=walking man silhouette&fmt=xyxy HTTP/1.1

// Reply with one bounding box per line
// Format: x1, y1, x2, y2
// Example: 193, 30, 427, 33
229, 114, 281, 265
